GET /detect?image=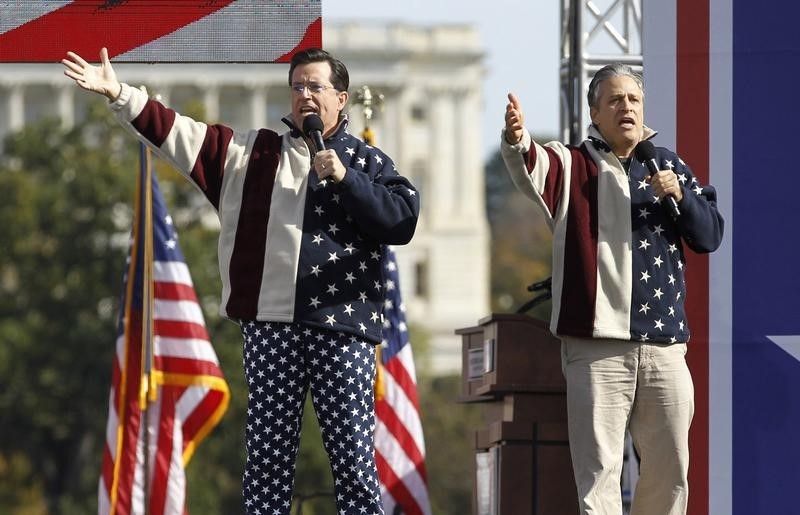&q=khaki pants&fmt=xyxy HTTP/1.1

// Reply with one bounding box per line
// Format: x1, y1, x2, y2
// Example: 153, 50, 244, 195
561, 336, 694, 515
